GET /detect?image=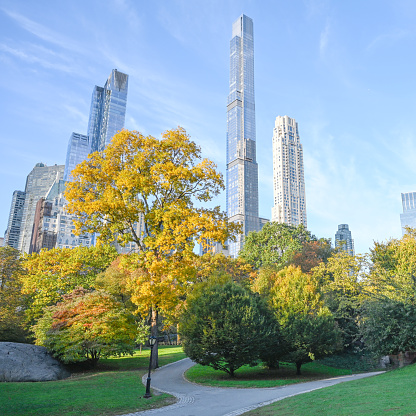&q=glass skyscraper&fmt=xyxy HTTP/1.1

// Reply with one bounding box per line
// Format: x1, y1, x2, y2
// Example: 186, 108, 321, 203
4, 190, 26, 249
271, 116, 307, 227
88, 69, 128, 153
18, 163, 65, 253
226, 14, 260, 257
63, 132, 90, 182
400, 192, 416, 234
335, 224, 355, 256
